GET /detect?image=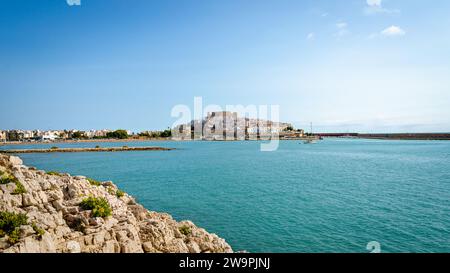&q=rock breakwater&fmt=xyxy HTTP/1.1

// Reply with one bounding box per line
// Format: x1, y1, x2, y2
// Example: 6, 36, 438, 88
0, 146, 175, 154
